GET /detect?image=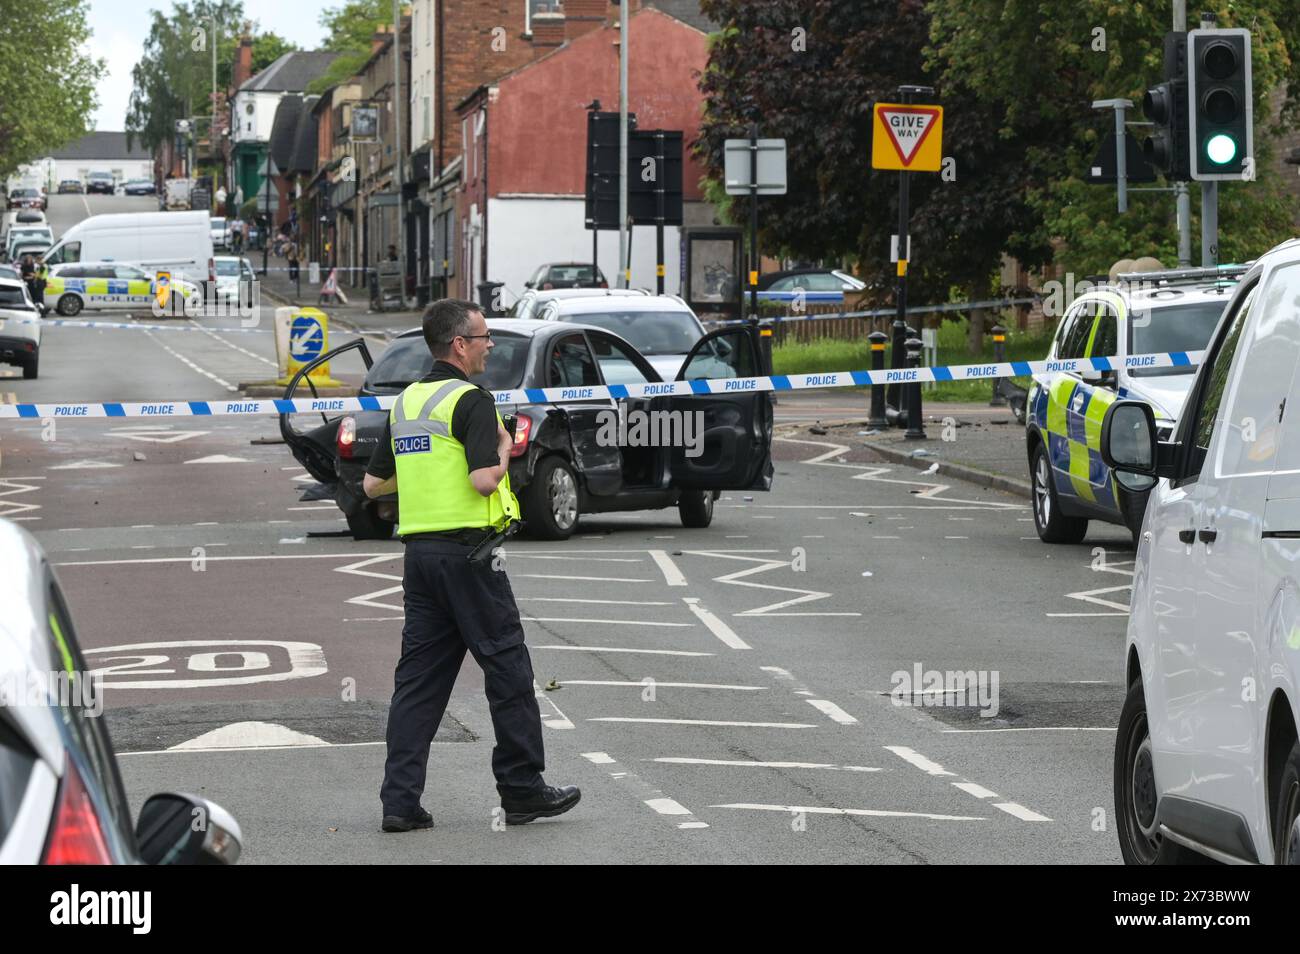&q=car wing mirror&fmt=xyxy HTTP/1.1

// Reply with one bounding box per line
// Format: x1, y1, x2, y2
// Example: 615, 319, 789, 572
1101, 400, 1169, 489
135, 793, 242, 865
